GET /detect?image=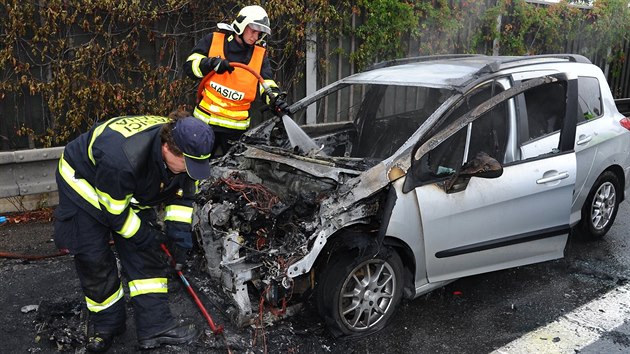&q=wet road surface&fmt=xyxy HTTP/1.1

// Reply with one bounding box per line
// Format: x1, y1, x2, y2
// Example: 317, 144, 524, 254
1, 201, 628, 353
